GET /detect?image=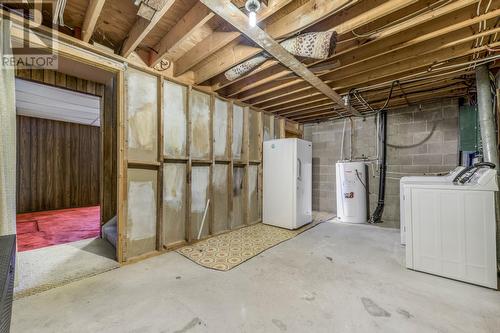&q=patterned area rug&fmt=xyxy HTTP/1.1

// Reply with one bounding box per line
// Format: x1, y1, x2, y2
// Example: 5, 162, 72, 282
177, 211, 335, 271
